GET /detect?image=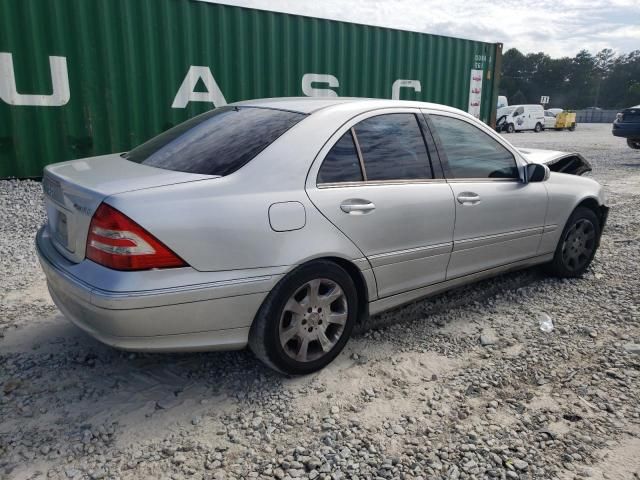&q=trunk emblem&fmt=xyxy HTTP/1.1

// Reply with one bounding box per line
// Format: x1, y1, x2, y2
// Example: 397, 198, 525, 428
73, 202, 93, 216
